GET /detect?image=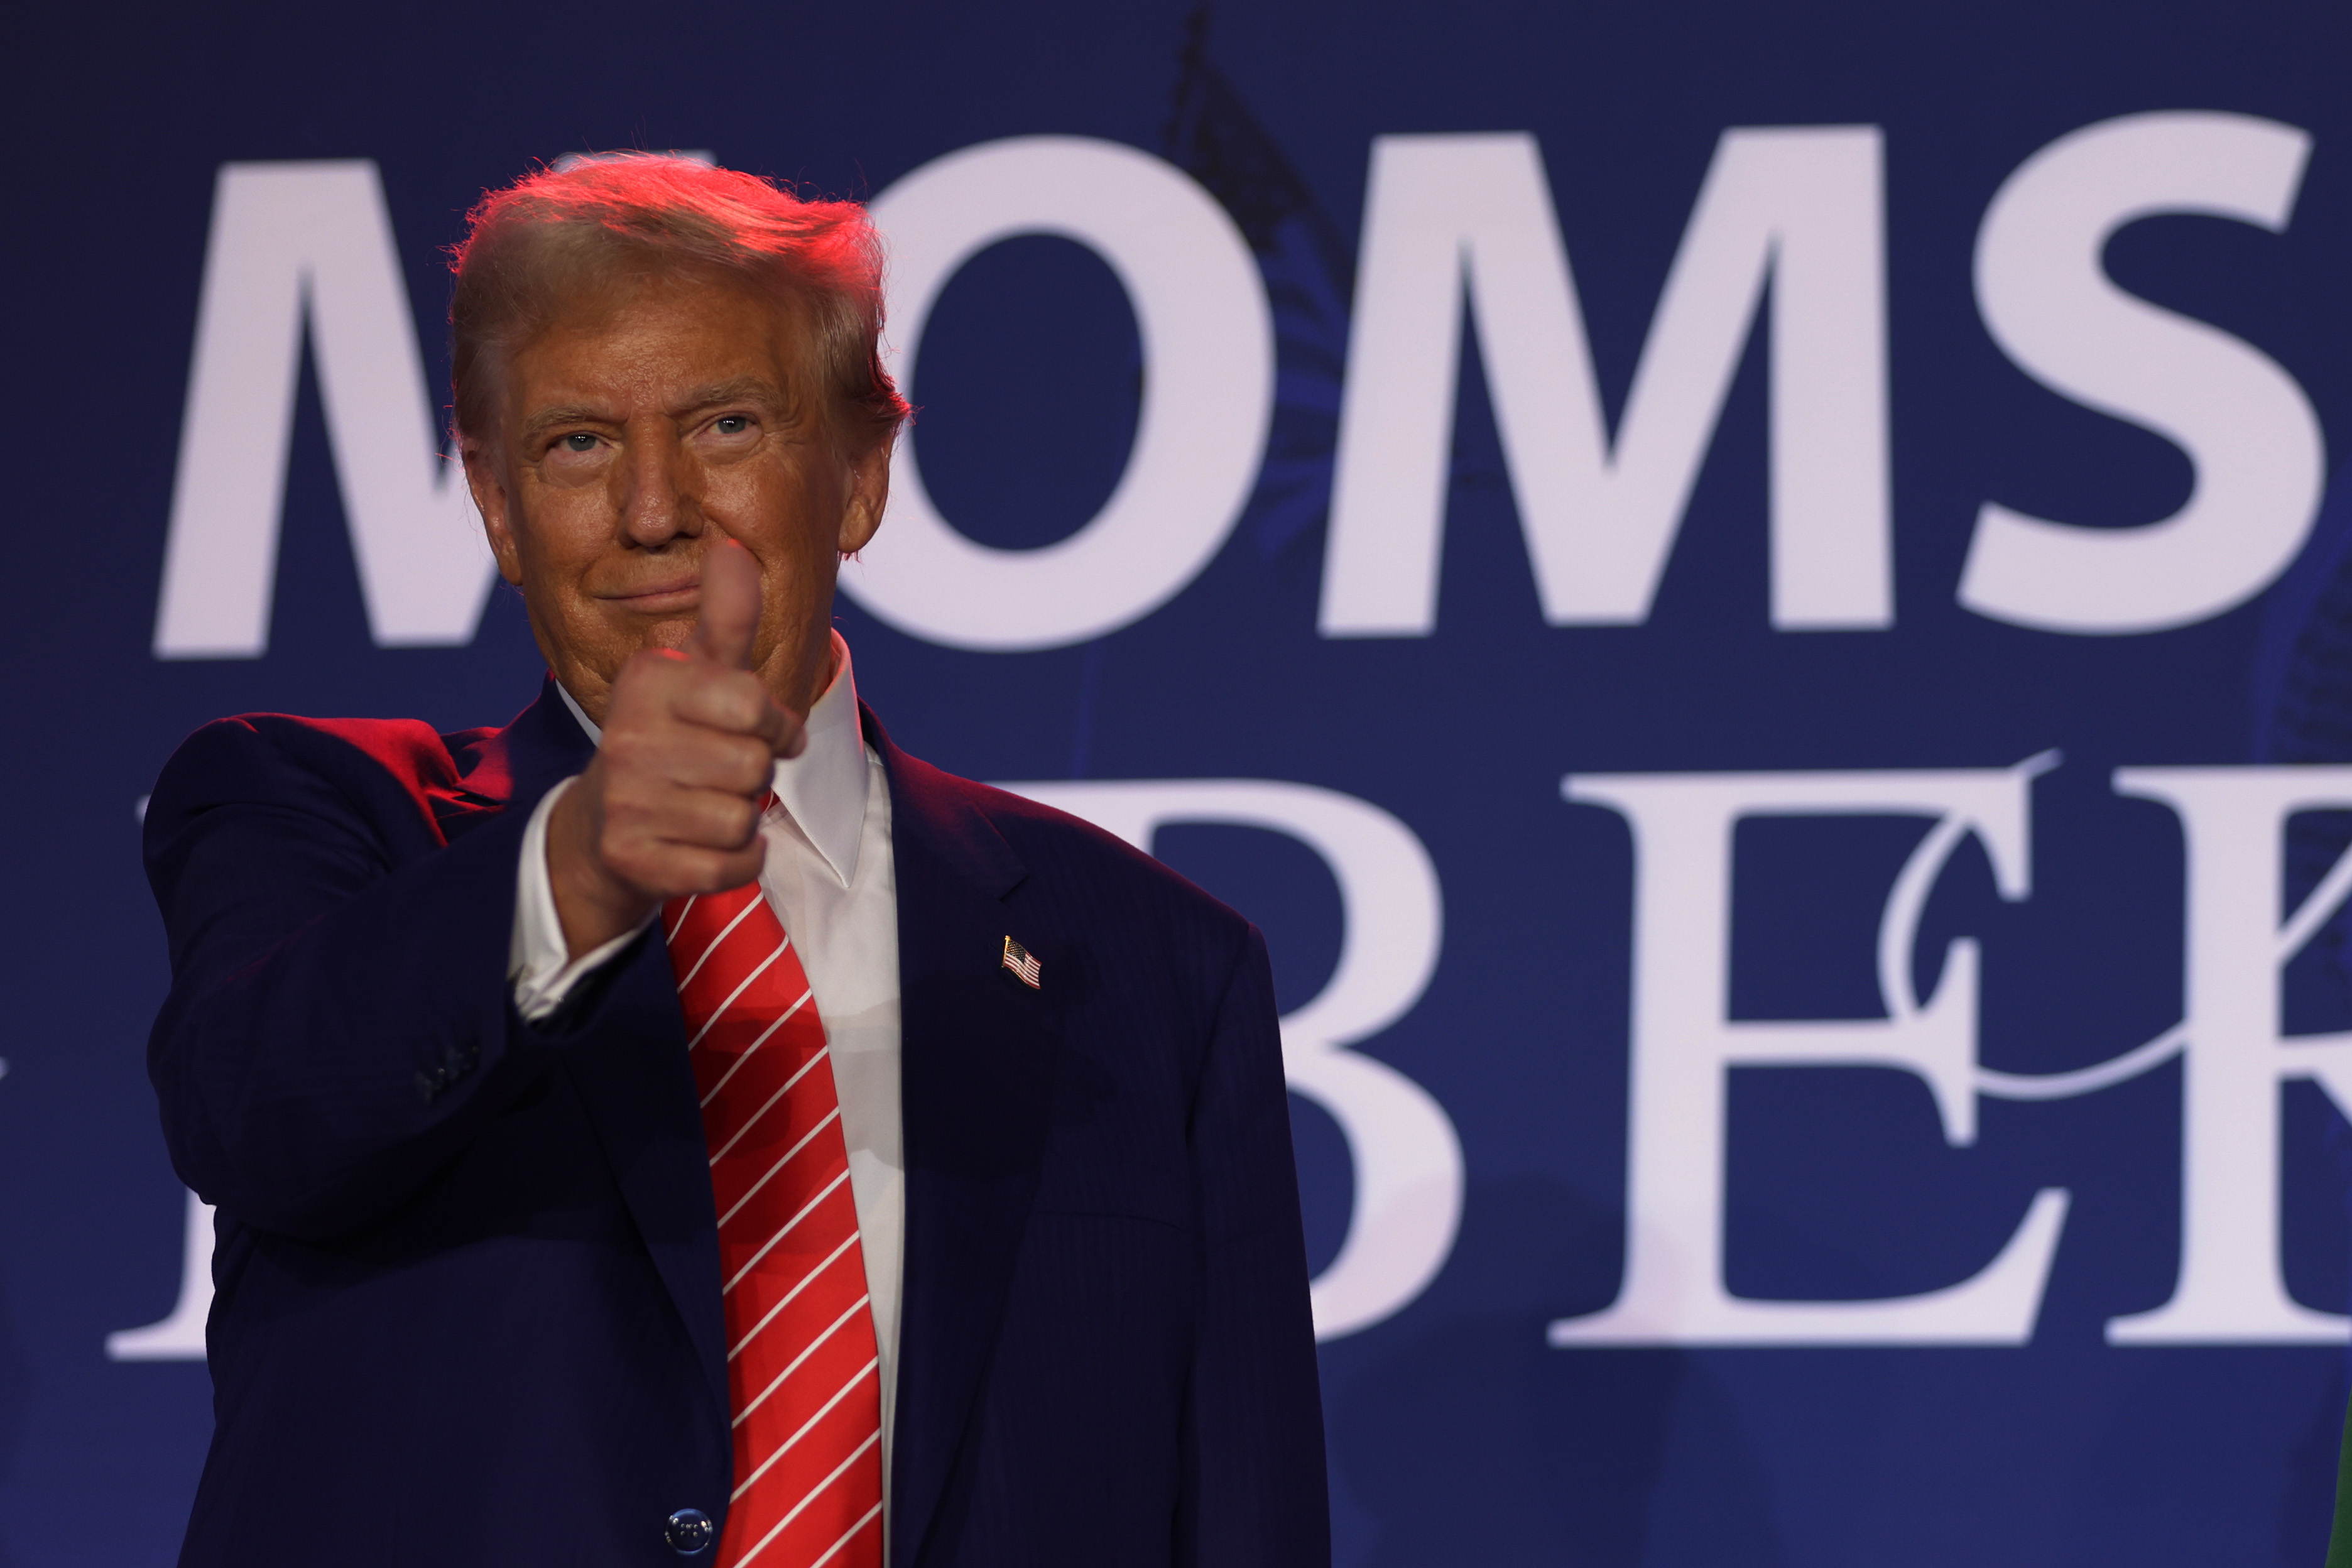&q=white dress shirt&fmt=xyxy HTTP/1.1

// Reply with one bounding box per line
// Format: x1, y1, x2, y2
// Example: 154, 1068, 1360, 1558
506, 632, 905, 1493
